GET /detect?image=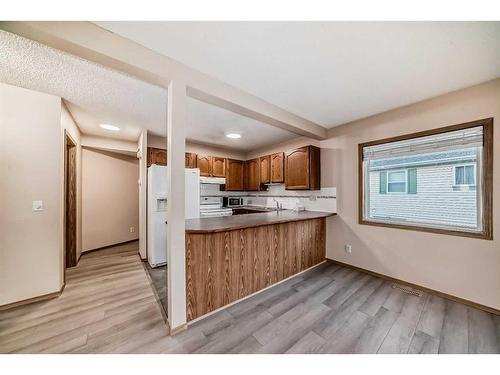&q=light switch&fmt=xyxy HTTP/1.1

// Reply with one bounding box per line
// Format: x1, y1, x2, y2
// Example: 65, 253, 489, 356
33, 200, 44, 211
